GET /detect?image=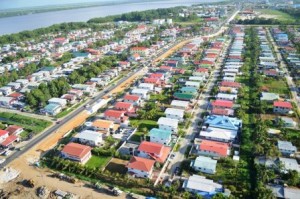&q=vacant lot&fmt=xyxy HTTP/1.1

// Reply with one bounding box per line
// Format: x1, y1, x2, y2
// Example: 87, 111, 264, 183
86, 155, 111, 169
105, 158, 128, 175
256, 9, 296, 22
262, 78, 290, 96
129, 119, 158, 142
